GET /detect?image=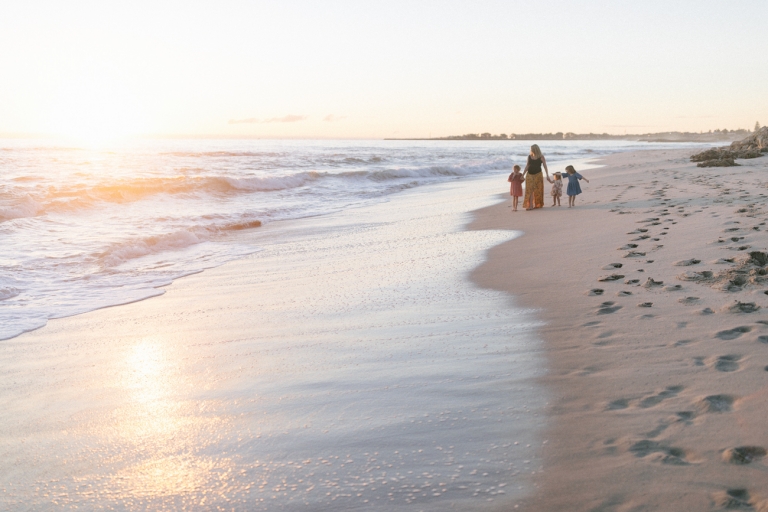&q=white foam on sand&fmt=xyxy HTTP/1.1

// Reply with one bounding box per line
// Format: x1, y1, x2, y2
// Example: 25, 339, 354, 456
0, 174, 547, 511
